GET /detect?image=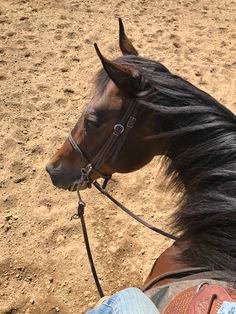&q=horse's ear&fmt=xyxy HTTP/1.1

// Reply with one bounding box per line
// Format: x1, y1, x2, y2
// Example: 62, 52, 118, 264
94, 43, 141, 94
119, 18, 138, 56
